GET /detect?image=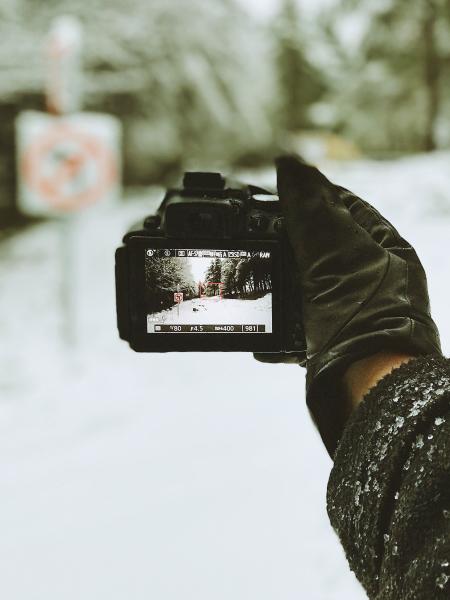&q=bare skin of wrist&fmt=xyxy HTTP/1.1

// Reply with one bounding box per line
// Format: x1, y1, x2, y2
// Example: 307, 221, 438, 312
343, 352, 416, 410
